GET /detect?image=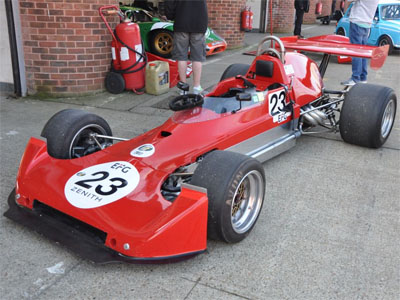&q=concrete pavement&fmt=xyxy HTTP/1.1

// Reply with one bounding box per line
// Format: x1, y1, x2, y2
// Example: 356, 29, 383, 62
1, 23, 399, 299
